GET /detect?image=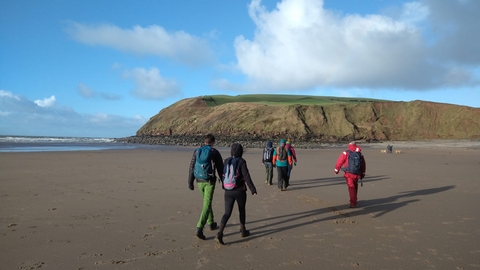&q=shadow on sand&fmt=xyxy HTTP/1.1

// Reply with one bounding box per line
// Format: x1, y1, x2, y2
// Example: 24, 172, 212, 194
222, 185, 455, 245
286, 175, 390, 191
